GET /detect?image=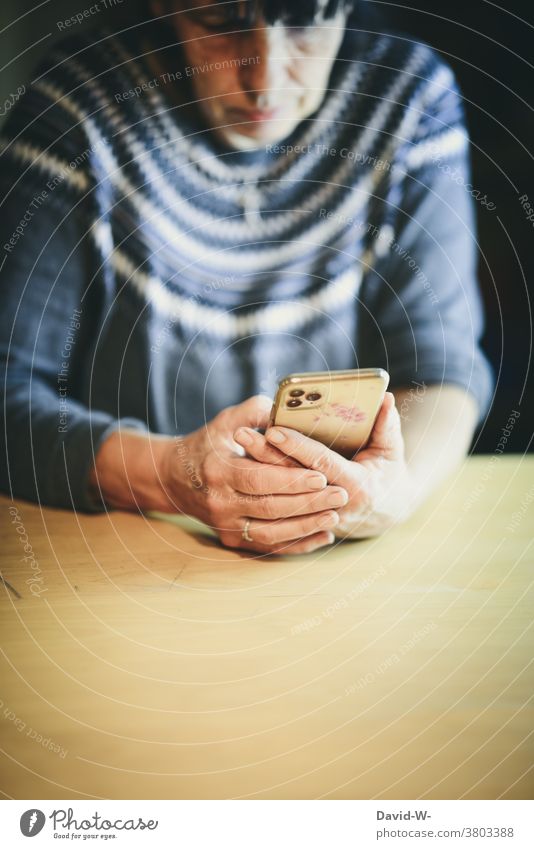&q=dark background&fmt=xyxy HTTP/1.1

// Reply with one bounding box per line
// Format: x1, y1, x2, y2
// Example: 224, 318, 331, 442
1, 0, 532, 454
